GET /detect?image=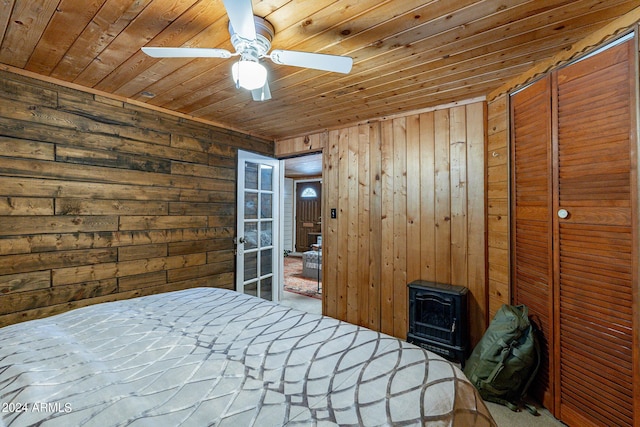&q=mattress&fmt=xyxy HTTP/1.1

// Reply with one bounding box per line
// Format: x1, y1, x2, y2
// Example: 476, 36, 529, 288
0, 287, 495, 426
